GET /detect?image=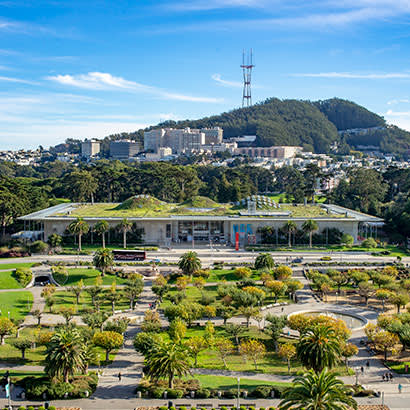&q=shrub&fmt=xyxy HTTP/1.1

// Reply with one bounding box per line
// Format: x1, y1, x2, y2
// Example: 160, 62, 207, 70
27, 407, 35, 410
159, 407, 168, 410
48, 407, 56, 410
38, 407, 46, 410
29, 240, 48, 254
220, 407, 228, 410
195, 388, 211, 398
167, 388, 183, 398
14, 267, 32, 287
199, 293, 215, 306
179, 407, 187, 410
249, 407, 256, 410
259, 408, 266, 410
18, 407, 25, 410
271, 385, 288, 398
361, 237, 377, 248
251, 385, 272, 398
